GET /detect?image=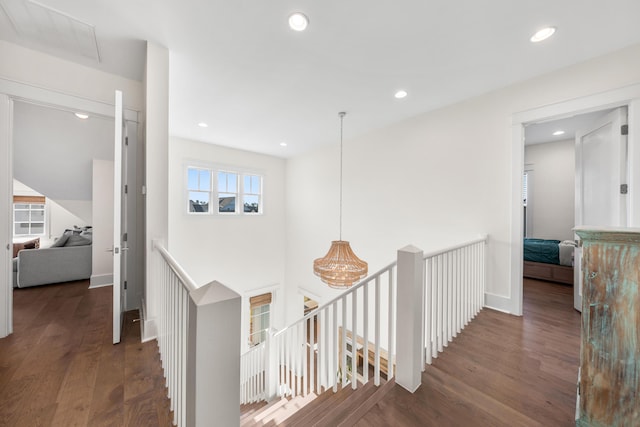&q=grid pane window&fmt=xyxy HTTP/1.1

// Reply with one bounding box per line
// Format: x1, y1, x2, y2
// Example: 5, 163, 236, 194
185, 167, 263, 215
249, 304, 270, 345
13, 203, 45, 236
243, 174, 261, 213
218, 171, 238, 213
187, 167, 212, 213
